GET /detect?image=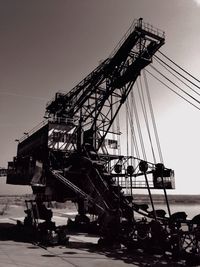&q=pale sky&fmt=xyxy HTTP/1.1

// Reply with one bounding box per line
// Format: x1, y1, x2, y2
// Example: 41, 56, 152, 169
1, 0, 200, 194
